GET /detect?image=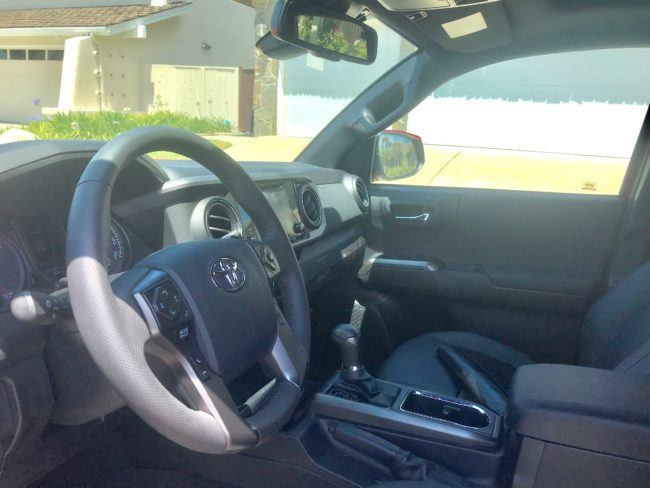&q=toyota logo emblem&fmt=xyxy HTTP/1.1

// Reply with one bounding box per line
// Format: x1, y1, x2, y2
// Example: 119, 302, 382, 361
210, 257, 246, 292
